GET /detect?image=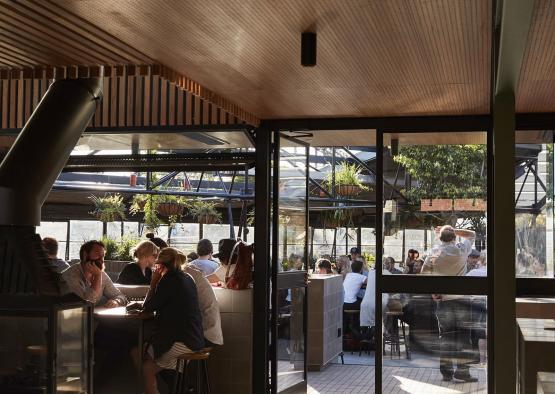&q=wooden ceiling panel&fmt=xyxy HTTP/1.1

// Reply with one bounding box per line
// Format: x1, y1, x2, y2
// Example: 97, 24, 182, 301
517, 0, 555, 113
51, 0, 491, 118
